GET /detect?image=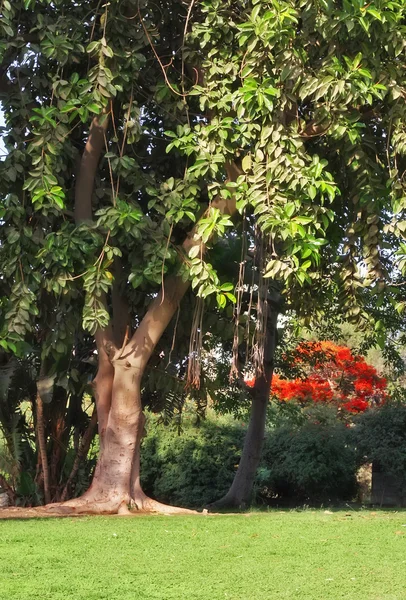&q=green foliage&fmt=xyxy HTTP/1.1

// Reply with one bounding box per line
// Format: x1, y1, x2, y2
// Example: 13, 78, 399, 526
1, 0, 405, 353
60, 439, 99, 499
354, 403, 406, 486
182, 0, 406, 326
0, 346, 96, 505
0, 434, 19, 487
141, 407, 359, 507
141, 401, 406, 508
0, 0, 241, 355
0, 356, 37, 485
259, 418, 358, 503
15, 470, 42, 507
141, 413, 245, 507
